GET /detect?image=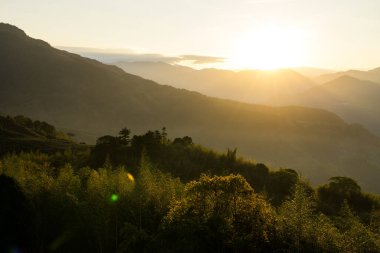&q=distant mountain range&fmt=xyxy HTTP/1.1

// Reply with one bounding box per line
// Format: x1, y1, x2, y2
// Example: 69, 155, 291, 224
291, 67, 335, 78
115, 61, 317, 104
1, 23, 380, 192
113, 61, 380, 137
316, 67, 380, 84
274, 76, 380, 136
